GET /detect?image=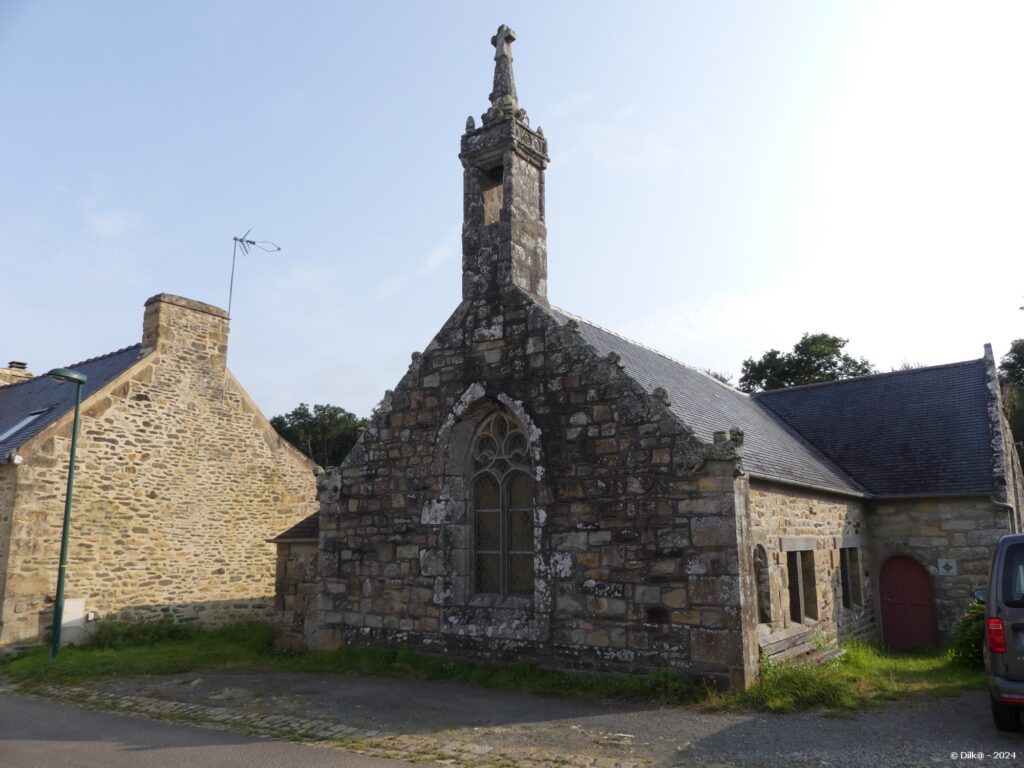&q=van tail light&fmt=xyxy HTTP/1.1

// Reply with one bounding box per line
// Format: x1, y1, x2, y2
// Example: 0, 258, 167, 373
988, 618, 1007, 654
